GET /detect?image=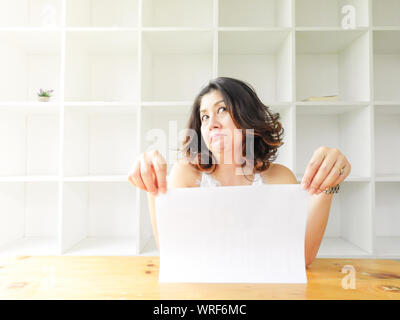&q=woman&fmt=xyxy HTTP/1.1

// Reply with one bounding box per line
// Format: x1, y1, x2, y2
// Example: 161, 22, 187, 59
128, 77, 351, 267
